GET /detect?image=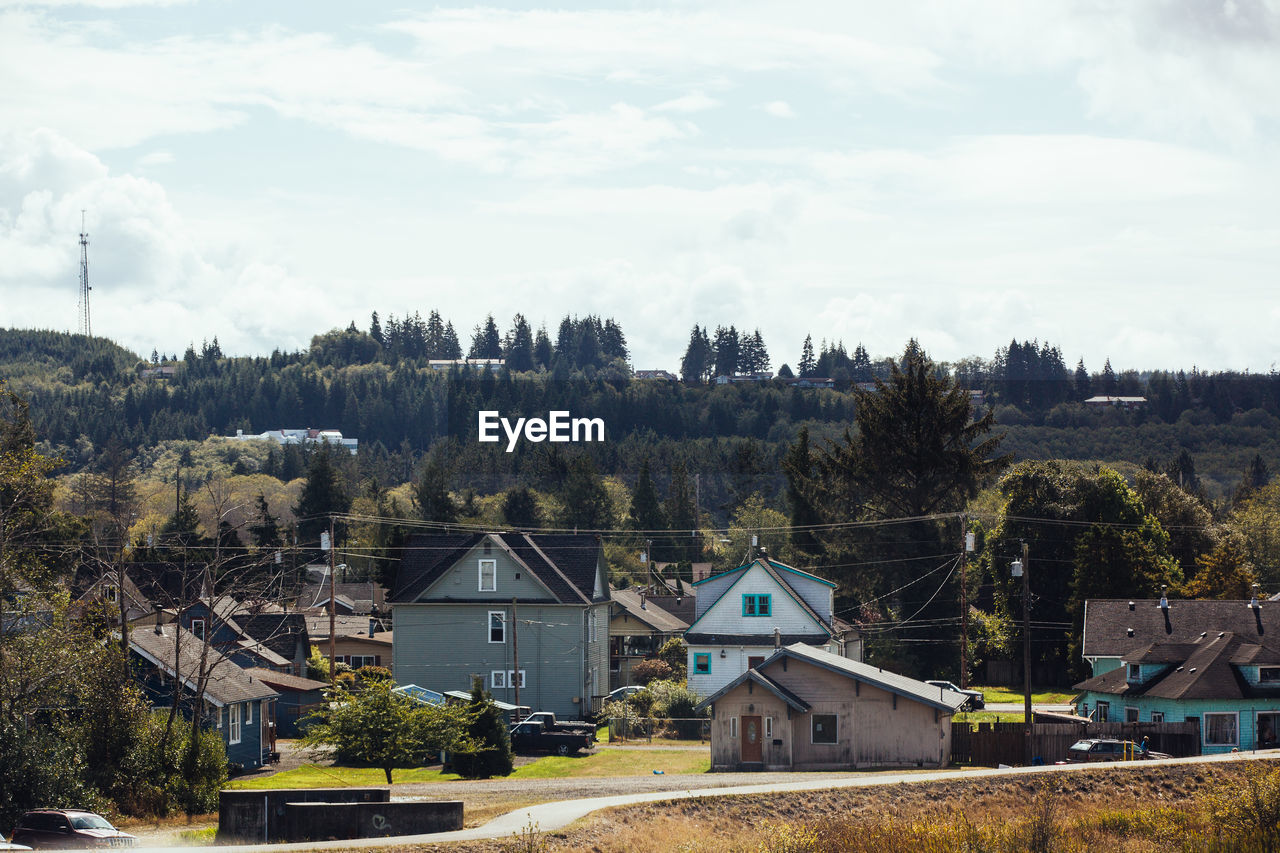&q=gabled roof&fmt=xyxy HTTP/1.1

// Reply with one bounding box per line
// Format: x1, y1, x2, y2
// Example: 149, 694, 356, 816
130, 624, 278, 707
1083, 598, 1275, 659
235, 612, 308, 661
694, 667, 812, 714
768, 643, 969, 713
610, 587, 688, 634
302, 615, 388, 640
391, 532, 605, 605
1074, 631, 1280, 701
242, 667, 329, 693
75, 569, 153, 622
686, 558, 835, 638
